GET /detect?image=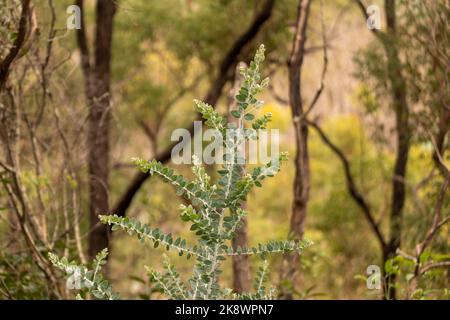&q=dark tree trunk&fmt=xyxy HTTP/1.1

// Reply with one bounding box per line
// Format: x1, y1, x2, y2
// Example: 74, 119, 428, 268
382, 0, 410, 300
281, 0, 311, 299
76, 0, 117, 259
232, 218, 251, 293
353, 0, 411, 300
434, 107, 450, 176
